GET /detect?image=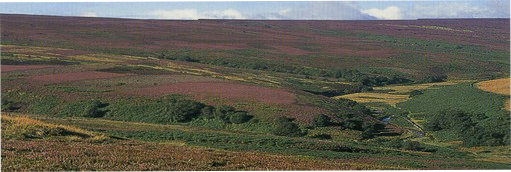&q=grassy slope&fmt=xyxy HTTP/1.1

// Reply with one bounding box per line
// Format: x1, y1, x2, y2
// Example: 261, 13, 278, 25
1, 15, 510, 170
397, 82, 508, 116
3, 113, 510, 170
